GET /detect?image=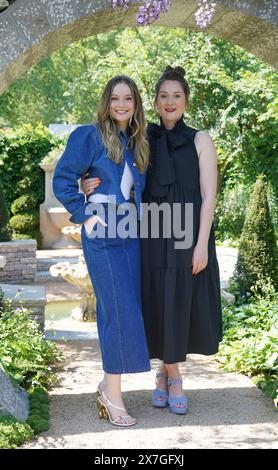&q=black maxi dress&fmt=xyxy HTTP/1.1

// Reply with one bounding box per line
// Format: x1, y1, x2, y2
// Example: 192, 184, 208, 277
141, 117, 222, 363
